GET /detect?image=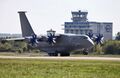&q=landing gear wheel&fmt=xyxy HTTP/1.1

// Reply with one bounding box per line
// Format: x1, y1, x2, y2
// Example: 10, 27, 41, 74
83, 51, 88, 55
54, 52, 58, 56
48, 52, 58, 56
60, 52, 70, 56
83, 49, 88, 55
